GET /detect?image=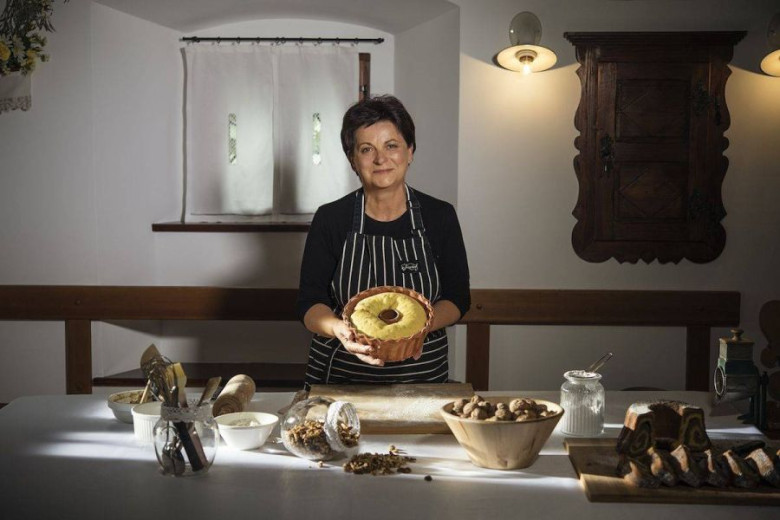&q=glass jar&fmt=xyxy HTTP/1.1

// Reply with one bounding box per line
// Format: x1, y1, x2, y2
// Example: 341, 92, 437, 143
281, 397, 360, 461
559, 370, 605, 436
153, 401, 218, 476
